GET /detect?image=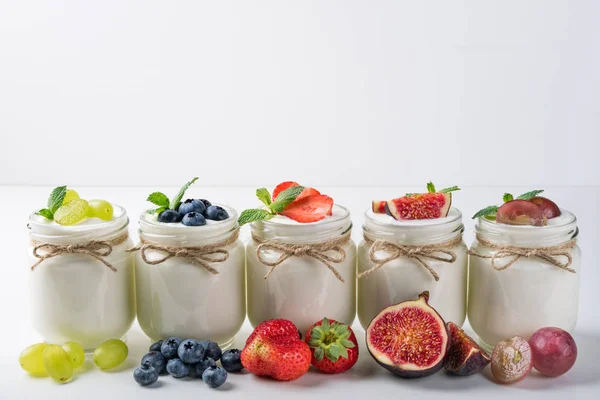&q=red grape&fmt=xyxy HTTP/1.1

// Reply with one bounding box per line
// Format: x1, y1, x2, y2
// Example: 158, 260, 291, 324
529, 327, 577, 377
497, 200, 547, 226
491, 336, 533, 384
529, 196, 561, 219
